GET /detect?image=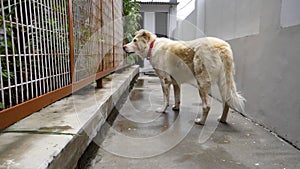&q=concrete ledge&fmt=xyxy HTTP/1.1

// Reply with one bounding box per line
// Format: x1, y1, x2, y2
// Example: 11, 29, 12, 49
0, 65, 139, 169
